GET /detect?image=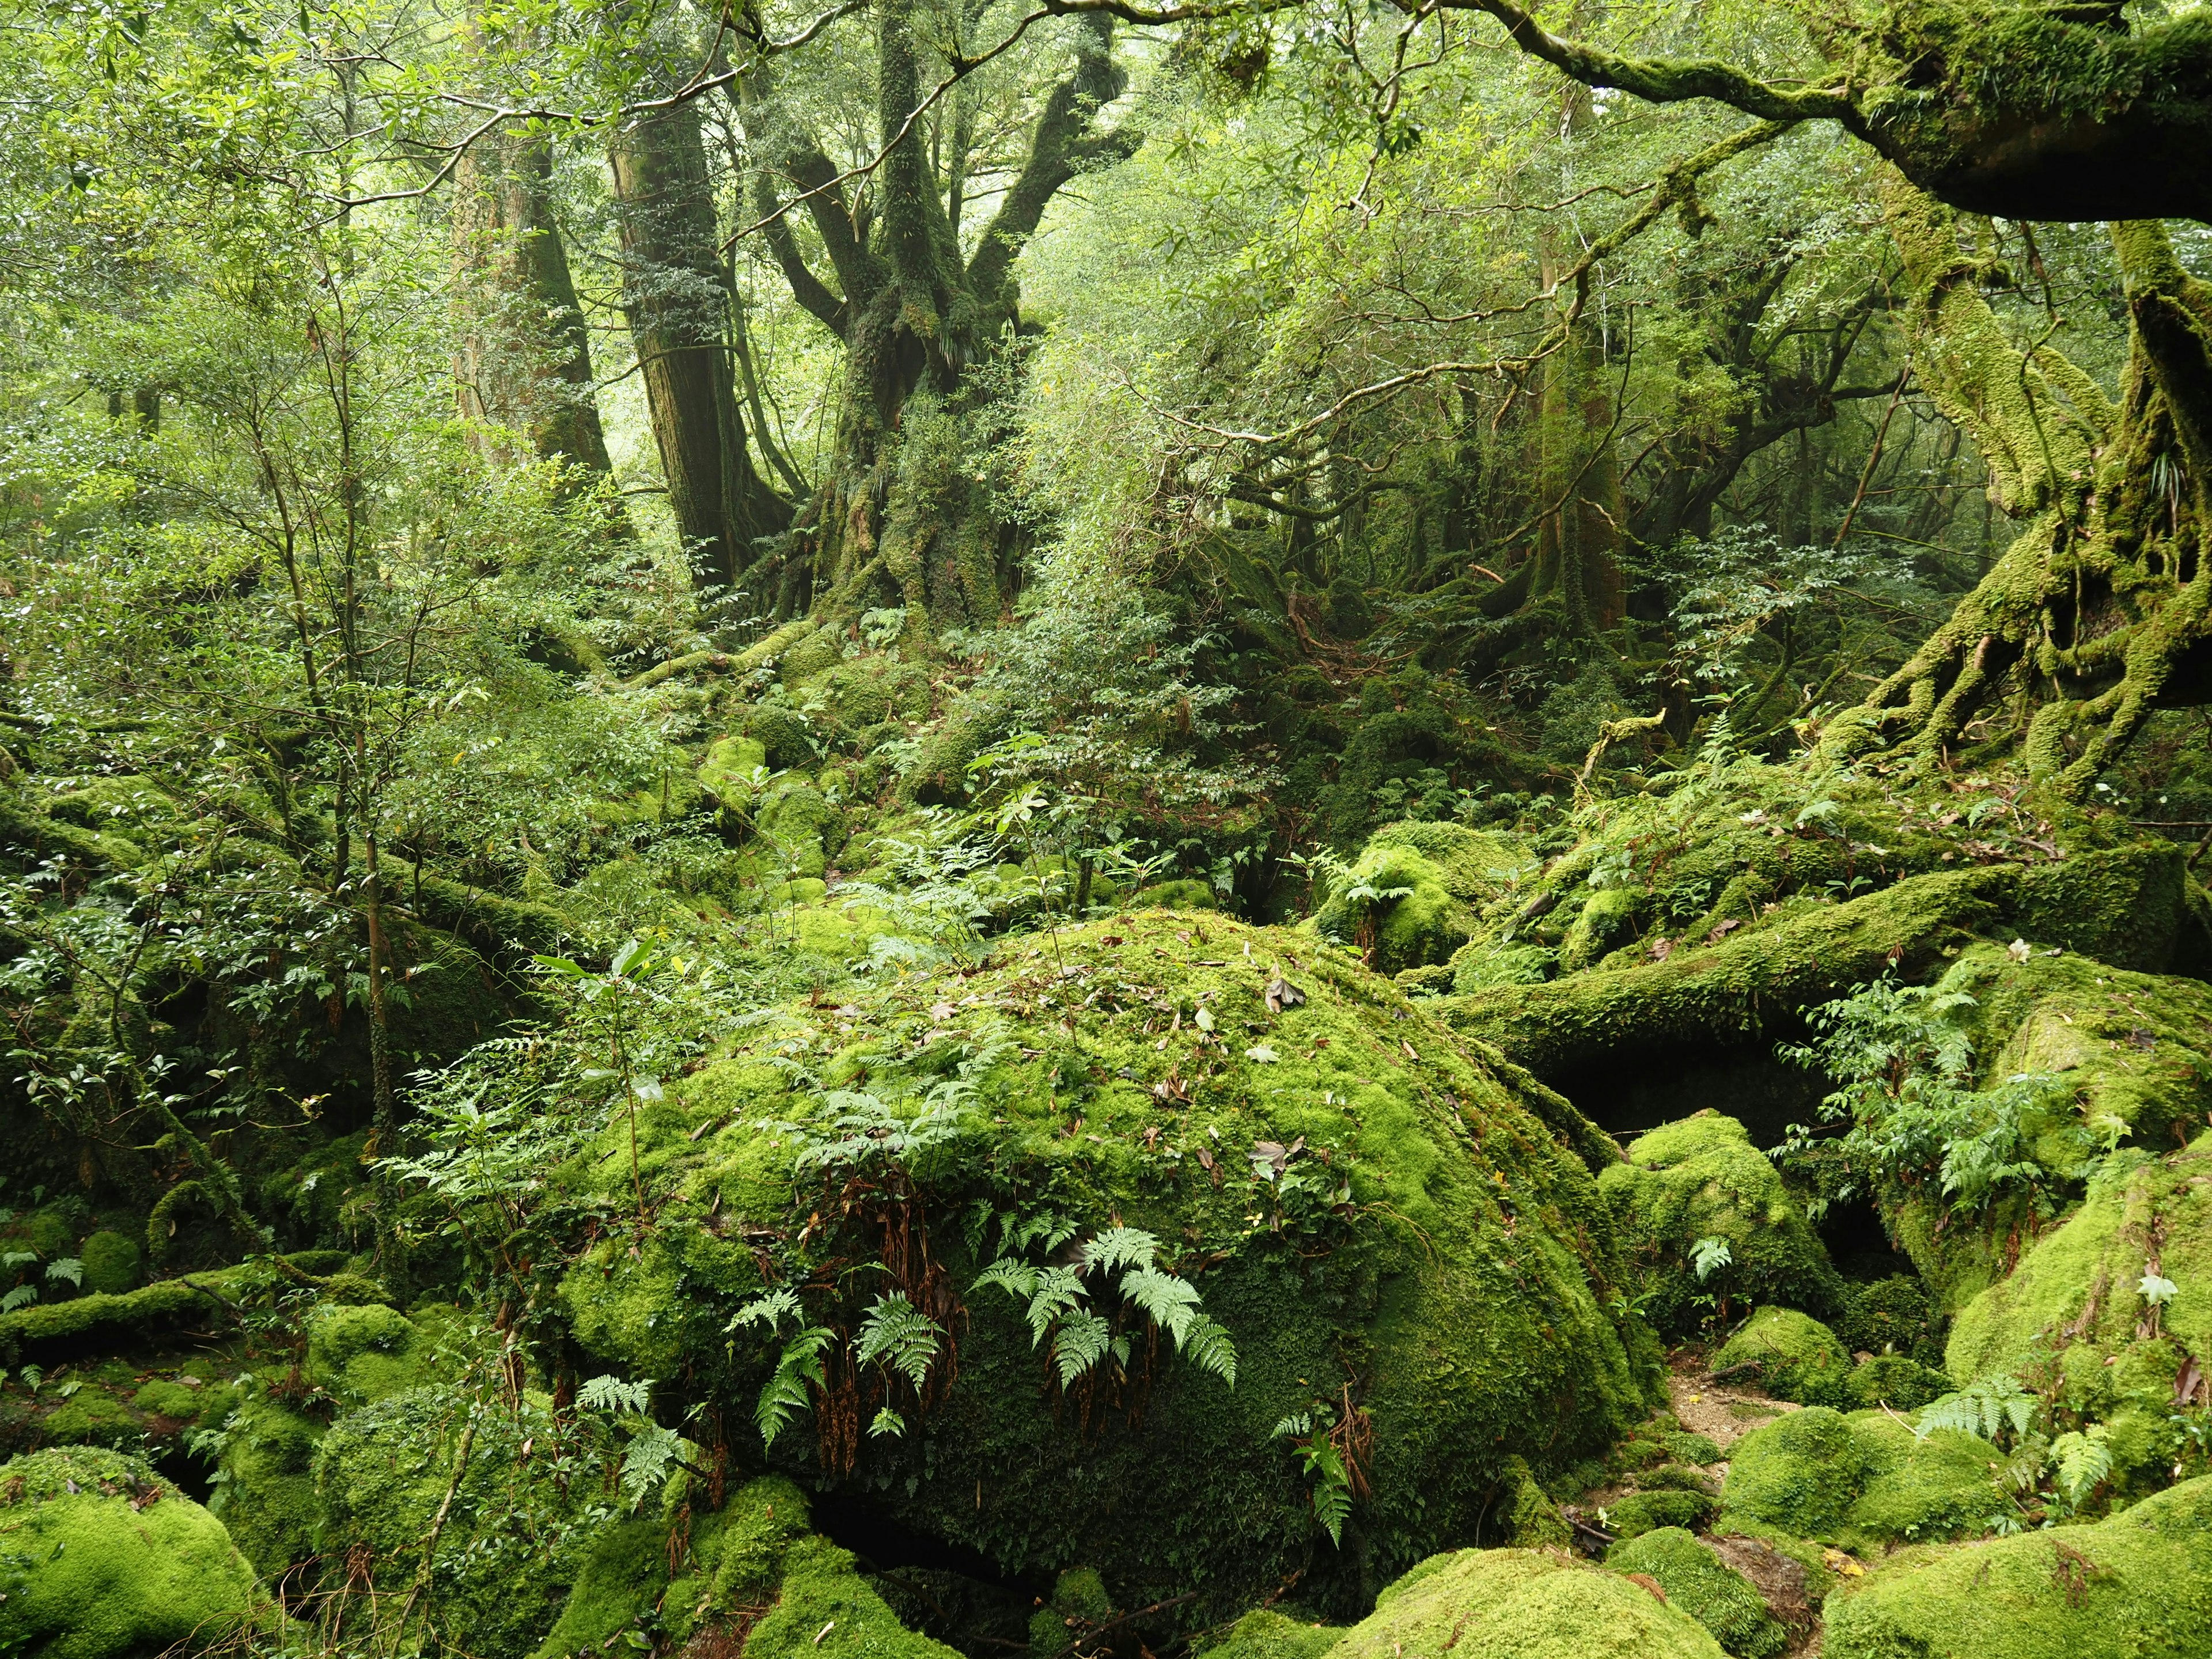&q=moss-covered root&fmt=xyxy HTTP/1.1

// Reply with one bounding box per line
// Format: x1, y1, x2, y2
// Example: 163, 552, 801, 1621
1822, 1474, 2212, 1659
1601, 1115, 1840, 1335
0, 1446, 260, 1659
1605, 1529, 1785, 1659
1325, 1548, 1726, 1659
